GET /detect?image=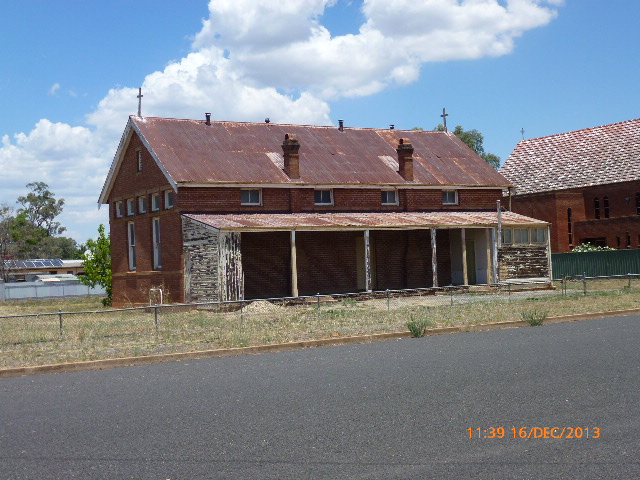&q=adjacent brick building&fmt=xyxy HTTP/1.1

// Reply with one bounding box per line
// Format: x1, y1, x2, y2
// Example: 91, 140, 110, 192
501, 118, 640, 253
100, 115, 550, 306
